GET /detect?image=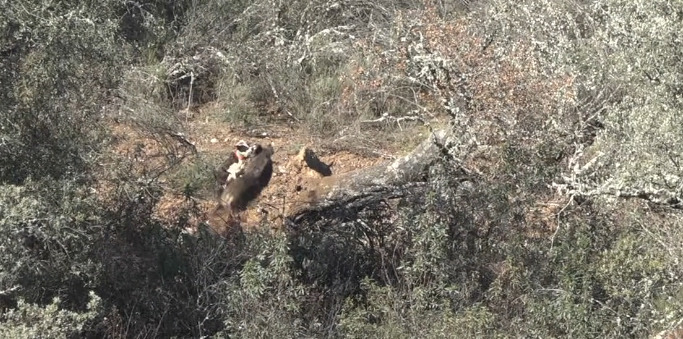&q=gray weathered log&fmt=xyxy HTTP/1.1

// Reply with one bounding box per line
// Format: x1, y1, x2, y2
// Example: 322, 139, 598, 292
286, 128, 459, 225
322, 128, 451, 200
